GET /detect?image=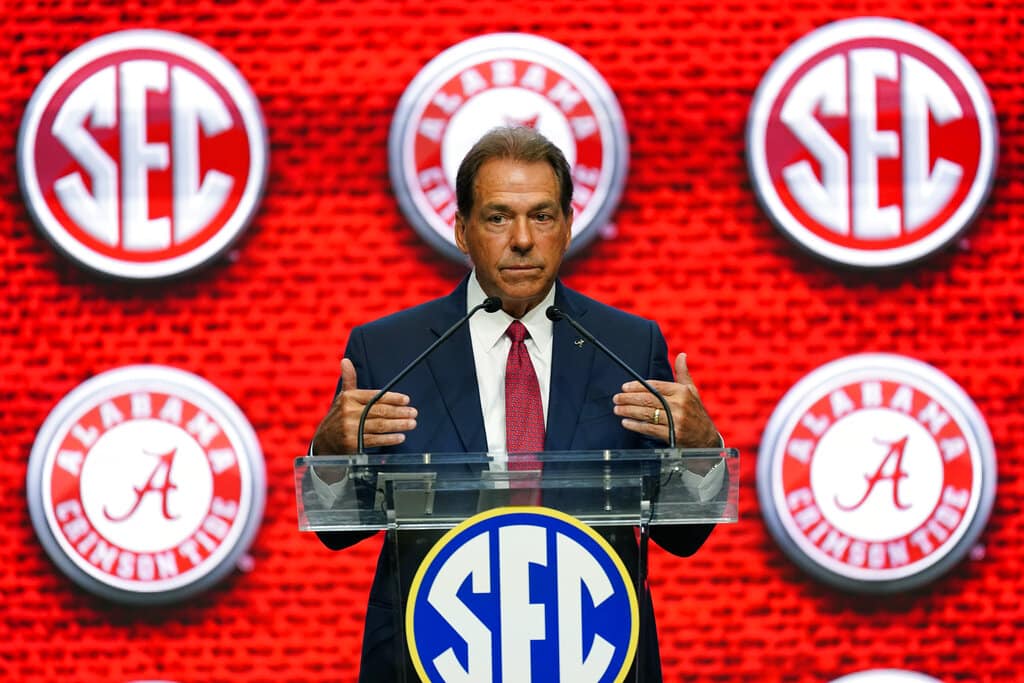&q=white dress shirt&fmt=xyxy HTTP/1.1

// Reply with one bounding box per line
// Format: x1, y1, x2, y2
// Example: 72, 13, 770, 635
466, 271, 556, 469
